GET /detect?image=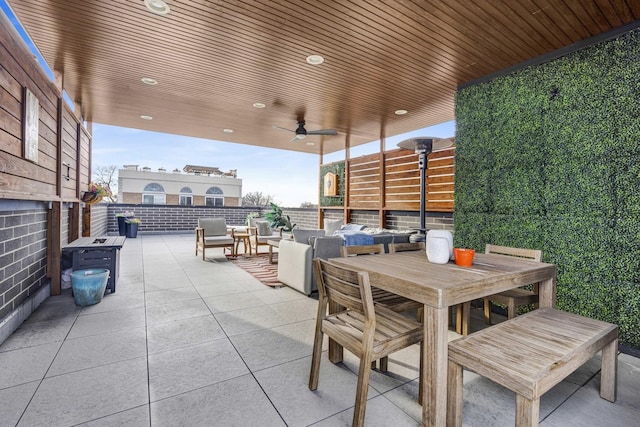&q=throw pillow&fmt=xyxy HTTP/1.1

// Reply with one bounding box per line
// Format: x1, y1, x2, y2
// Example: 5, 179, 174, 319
323, 218, 343, 235
255, 221, 272, 236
